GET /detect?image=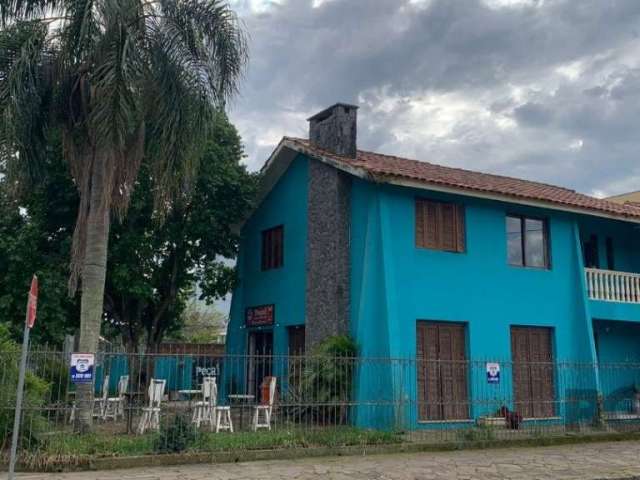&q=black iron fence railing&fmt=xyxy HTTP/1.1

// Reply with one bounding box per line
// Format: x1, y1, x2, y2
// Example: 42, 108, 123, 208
1, 347, 639, 467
